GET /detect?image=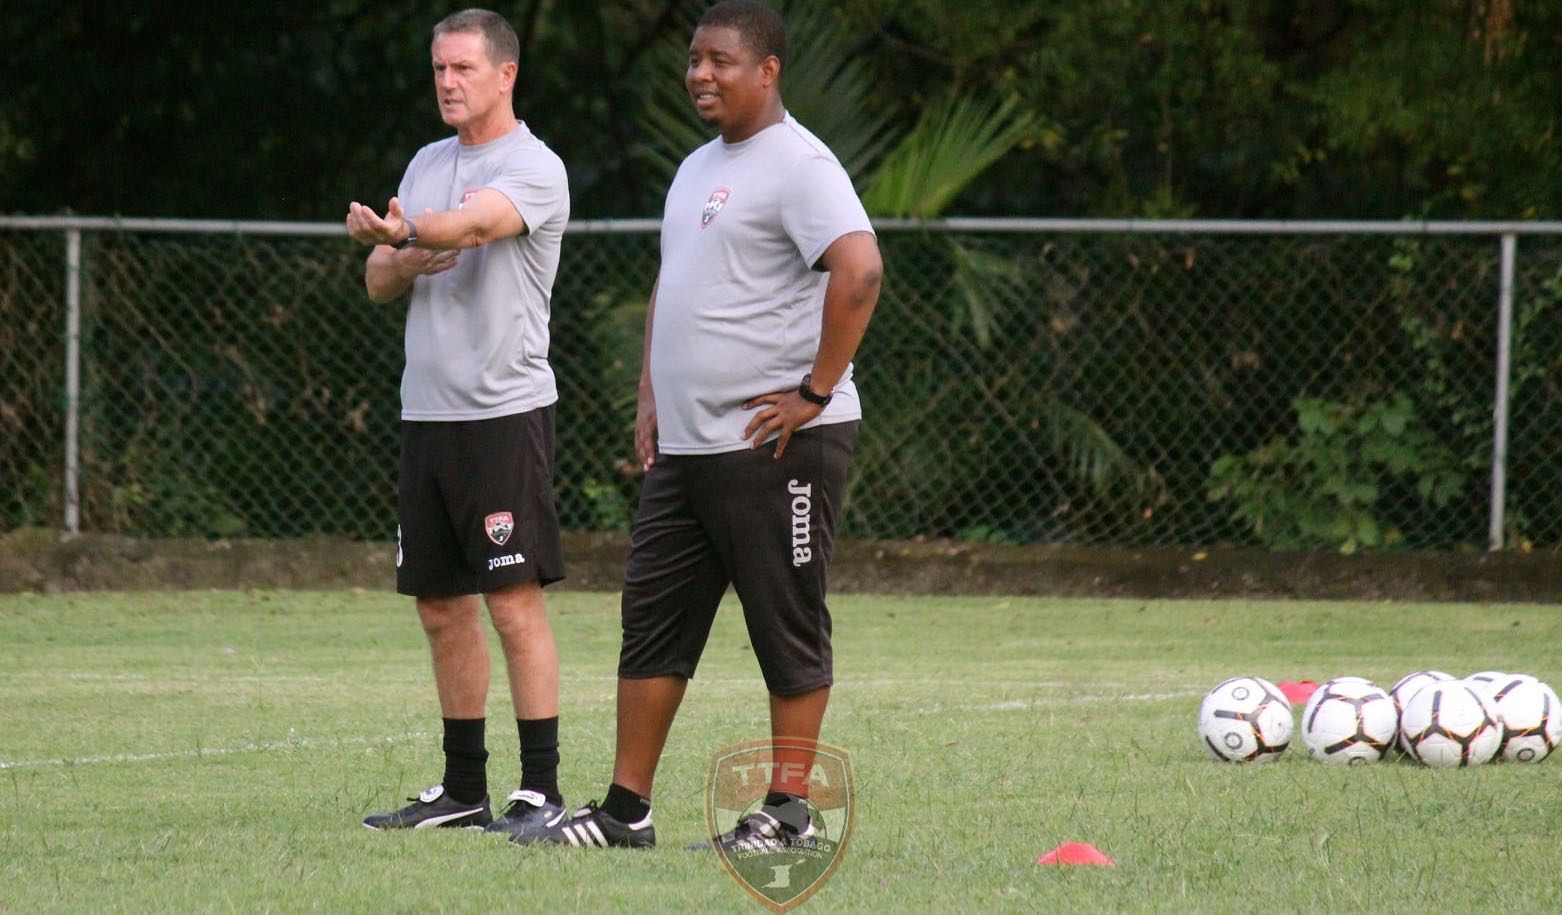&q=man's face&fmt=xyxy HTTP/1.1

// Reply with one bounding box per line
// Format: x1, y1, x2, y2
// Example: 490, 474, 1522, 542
431, 31, 513, 131
685, 25, 774, 134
